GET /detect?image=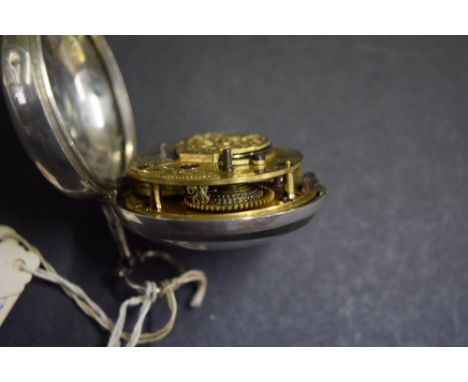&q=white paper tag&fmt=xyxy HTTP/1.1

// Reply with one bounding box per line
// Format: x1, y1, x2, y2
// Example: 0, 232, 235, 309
0, 225, 17, 239
0, 233, 40, 326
